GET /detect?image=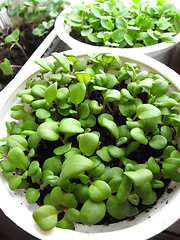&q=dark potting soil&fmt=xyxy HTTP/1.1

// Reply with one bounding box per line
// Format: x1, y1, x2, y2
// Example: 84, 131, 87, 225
70, 29, 104, 47
0, 25, 51, 90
